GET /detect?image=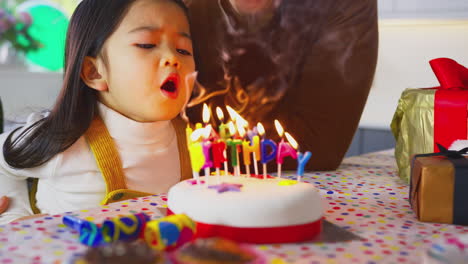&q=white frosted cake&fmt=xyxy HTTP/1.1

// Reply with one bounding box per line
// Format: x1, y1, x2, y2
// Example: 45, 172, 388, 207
167, 175, 323, 243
